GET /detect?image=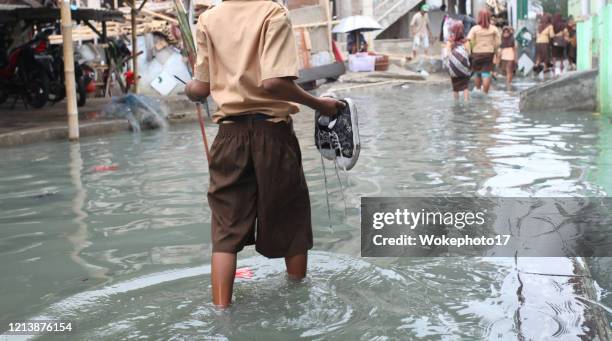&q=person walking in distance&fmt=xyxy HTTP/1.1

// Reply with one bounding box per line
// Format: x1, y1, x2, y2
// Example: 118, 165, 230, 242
534, 13, 554, 77
466, 9, 501, 94
566, 17, 577, 70
499, 26, 517, 87
551, 13, 568, 76
445, 21, 471, 101
409, 4, 433, 61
